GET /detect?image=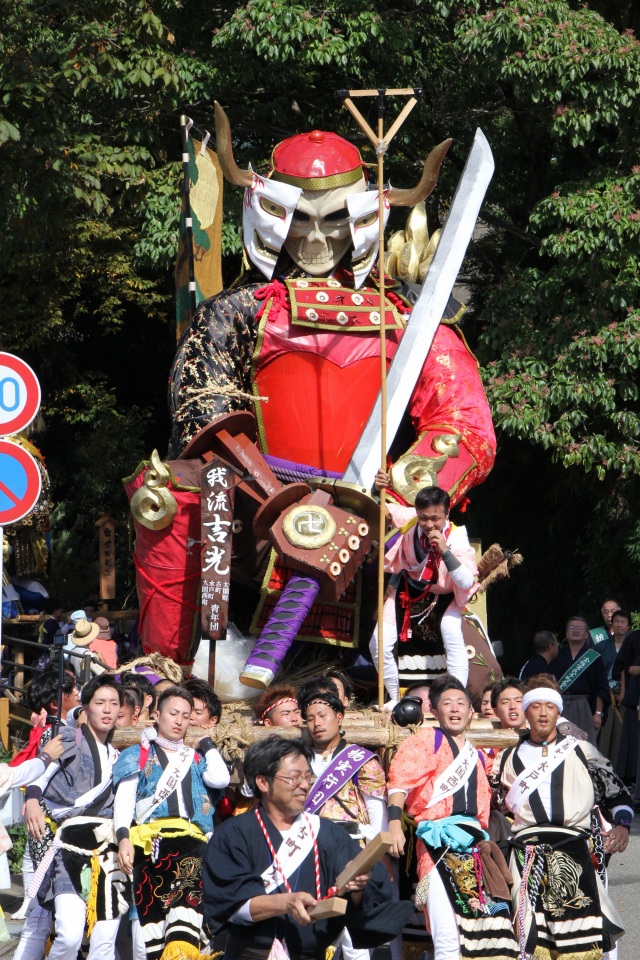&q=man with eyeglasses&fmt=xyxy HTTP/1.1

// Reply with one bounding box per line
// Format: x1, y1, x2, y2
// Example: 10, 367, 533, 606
203, 736, 413, 960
